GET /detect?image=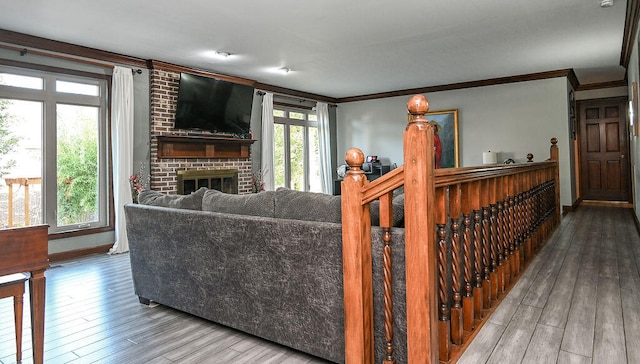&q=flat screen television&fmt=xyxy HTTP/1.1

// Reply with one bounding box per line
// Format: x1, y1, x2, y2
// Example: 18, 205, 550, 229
174, 72, 254, 136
